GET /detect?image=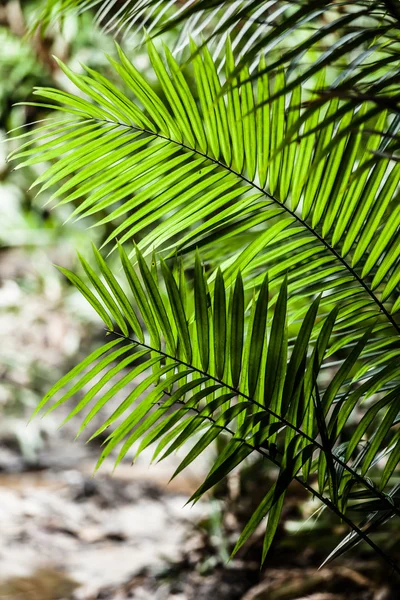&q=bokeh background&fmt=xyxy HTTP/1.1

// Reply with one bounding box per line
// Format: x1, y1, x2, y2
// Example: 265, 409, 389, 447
0, 1, 398, 599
